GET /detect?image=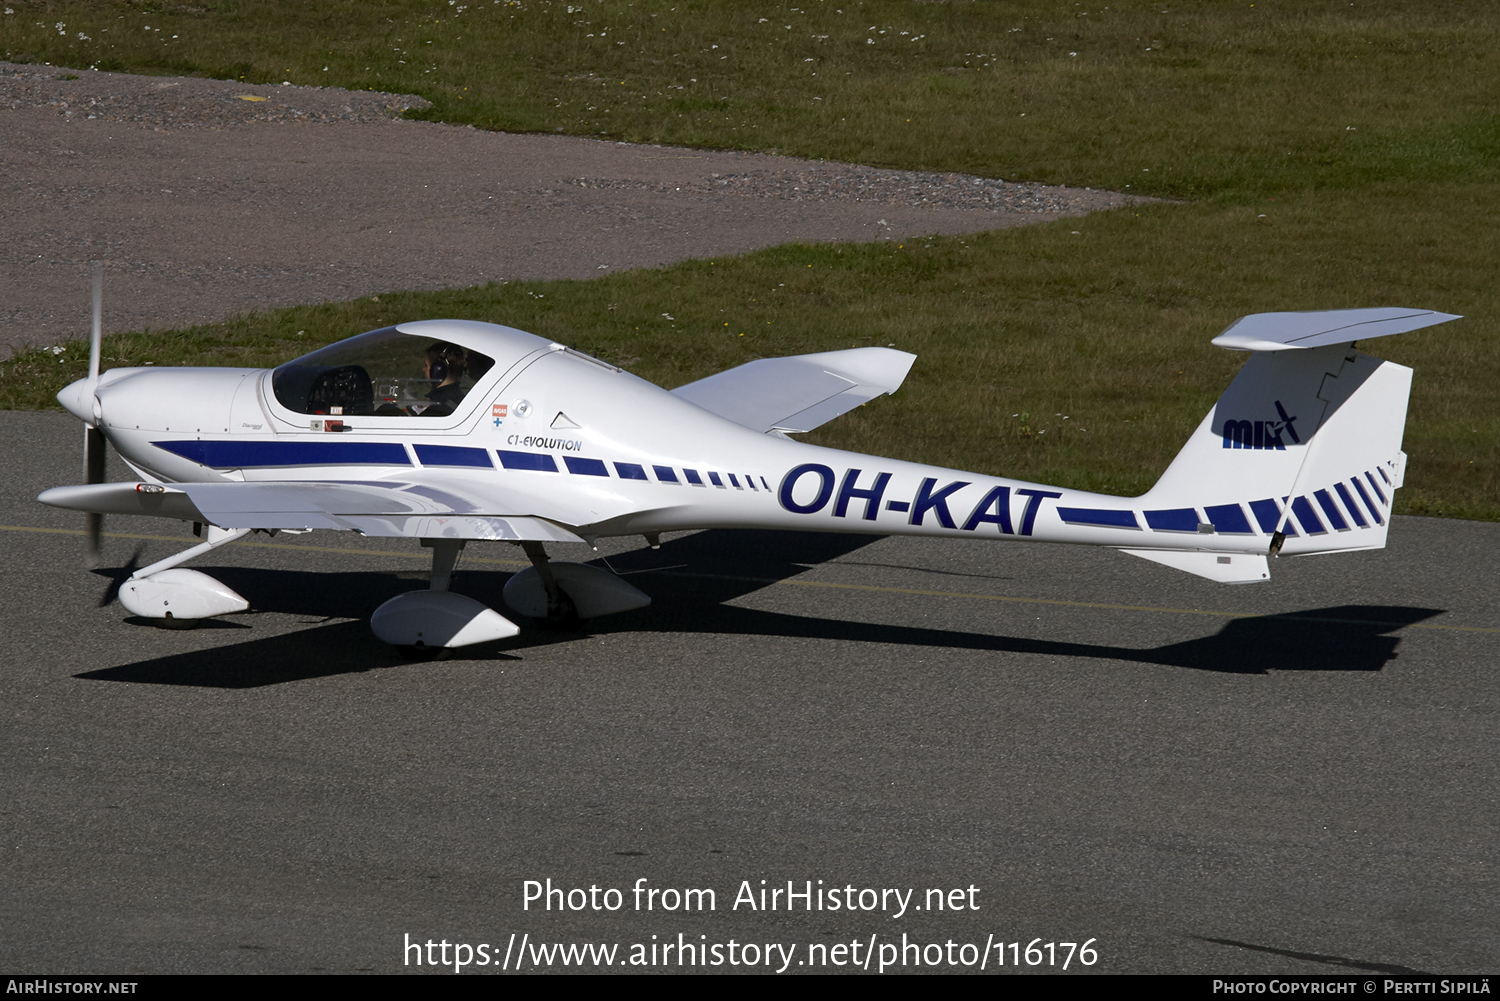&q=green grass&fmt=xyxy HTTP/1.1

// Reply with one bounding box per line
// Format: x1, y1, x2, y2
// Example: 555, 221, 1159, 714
6, 1, 1496, 197
2, 1, 1496, 517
